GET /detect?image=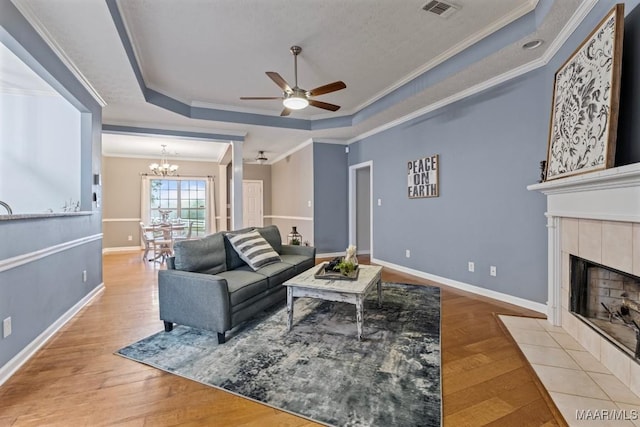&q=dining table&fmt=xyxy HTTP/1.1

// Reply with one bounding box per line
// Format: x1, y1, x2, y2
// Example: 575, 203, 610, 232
144, 221, 187, 262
